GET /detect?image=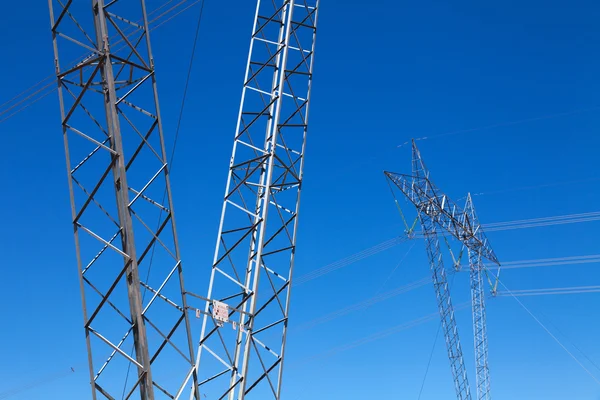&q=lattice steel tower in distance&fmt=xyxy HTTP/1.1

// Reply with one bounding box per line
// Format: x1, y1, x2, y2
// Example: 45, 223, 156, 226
192, 1, 319, 399
385, 141, 500, 400
48, 1, 199, 398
